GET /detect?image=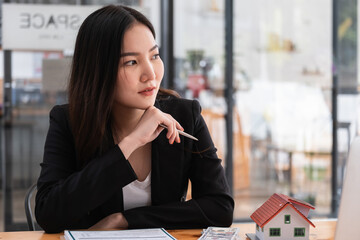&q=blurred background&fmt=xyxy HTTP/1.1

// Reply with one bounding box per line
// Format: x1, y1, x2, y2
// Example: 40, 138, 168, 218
0, 0, 358, 231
